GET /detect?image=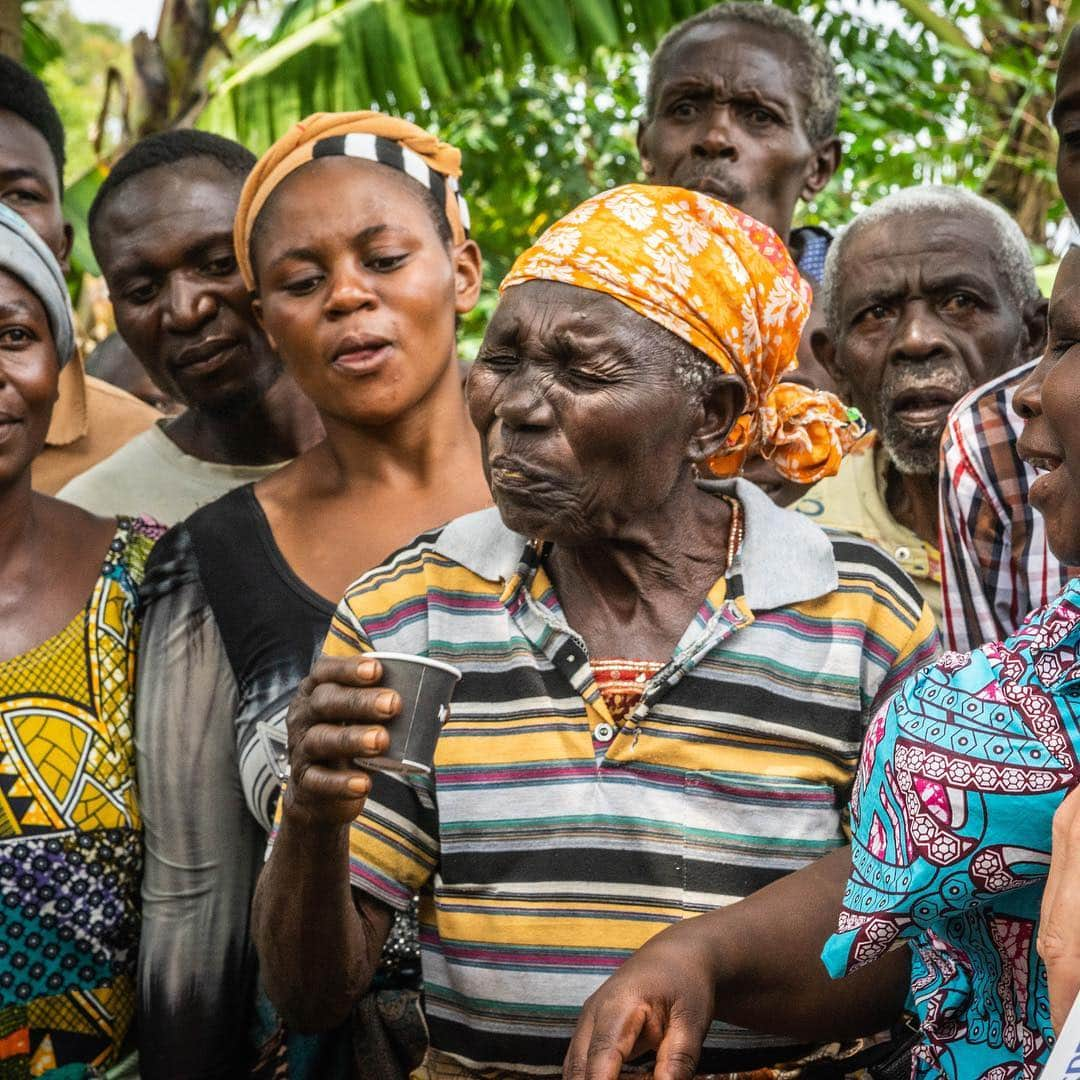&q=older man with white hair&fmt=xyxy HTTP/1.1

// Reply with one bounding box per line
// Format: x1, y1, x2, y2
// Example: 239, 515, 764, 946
795, 185, 1047, 623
